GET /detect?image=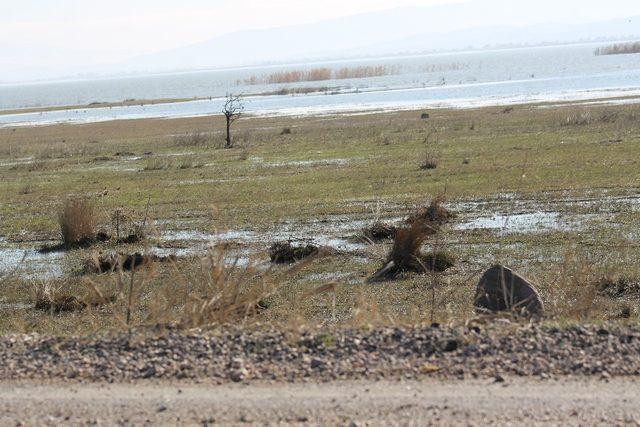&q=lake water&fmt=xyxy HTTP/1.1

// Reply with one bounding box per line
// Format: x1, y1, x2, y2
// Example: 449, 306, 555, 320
1, 42, 640, 127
